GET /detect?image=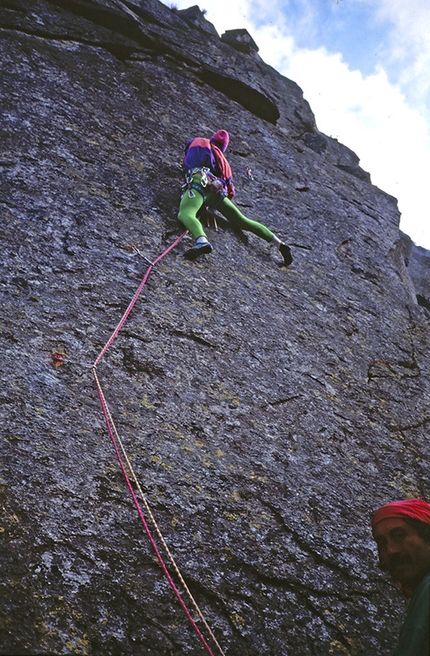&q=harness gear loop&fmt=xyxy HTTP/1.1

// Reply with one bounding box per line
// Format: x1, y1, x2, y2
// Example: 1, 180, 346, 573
184, 168, 208, 200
